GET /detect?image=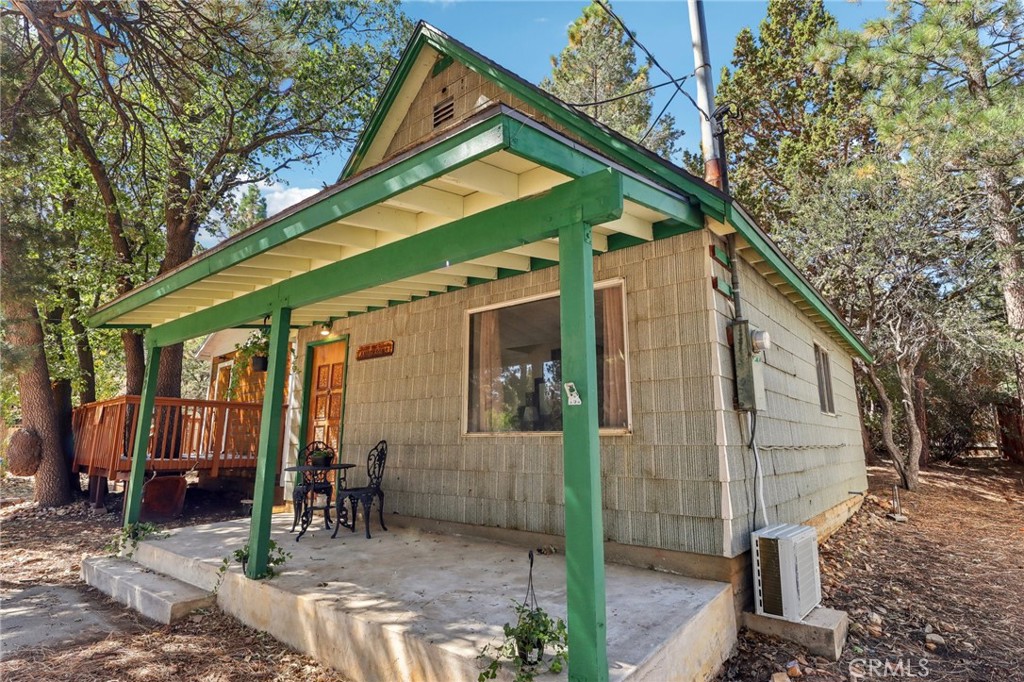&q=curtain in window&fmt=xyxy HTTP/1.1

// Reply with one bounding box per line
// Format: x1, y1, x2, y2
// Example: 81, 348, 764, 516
473, 309, 504, 431
601, 287, 627, 428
